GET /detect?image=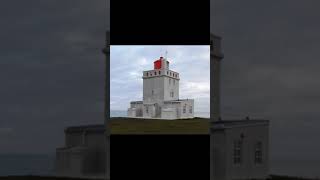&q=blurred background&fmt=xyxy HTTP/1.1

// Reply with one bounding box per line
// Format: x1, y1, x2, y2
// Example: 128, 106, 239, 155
212, 0, 320, 178
0, 0, 108, 176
